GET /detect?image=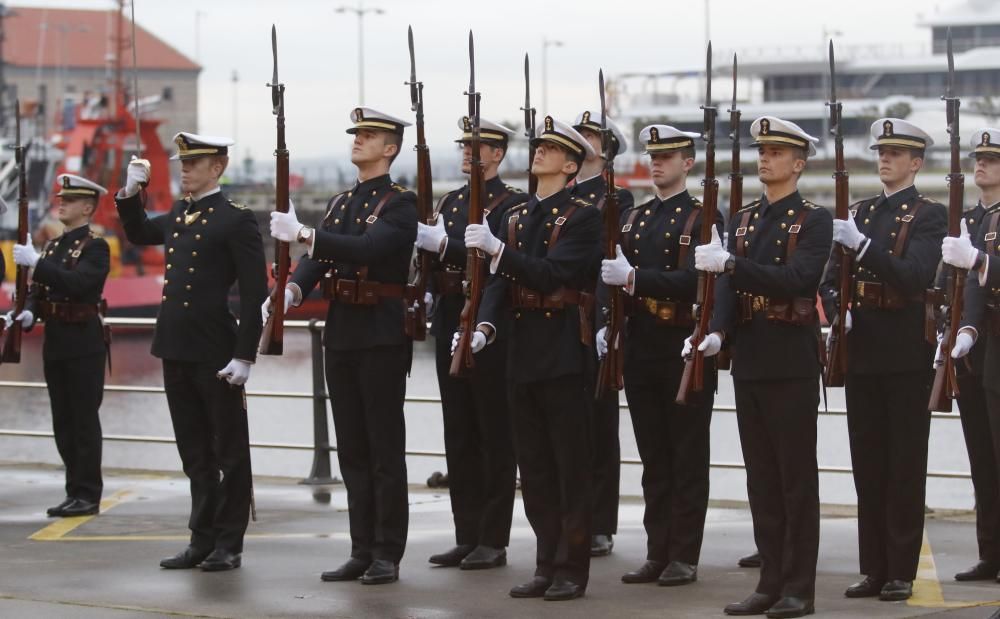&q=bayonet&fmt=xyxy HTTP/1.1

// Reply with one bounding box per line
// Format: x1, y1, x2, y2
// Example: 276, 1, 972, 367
407, 25, 418, 111
130, 0, 142, 155
269, 24, 282, 114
